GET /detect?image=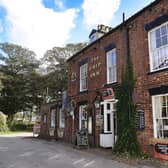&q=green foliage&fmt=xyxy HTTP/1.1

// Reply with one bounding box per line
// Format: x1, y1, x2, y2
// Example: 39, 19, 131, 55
0, 112, 8, 132
0, 42, 85, 121
0, 43, 42, 119
8, 120, 33, 131
41, 43, 86, 101
114, 59, 141, 156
